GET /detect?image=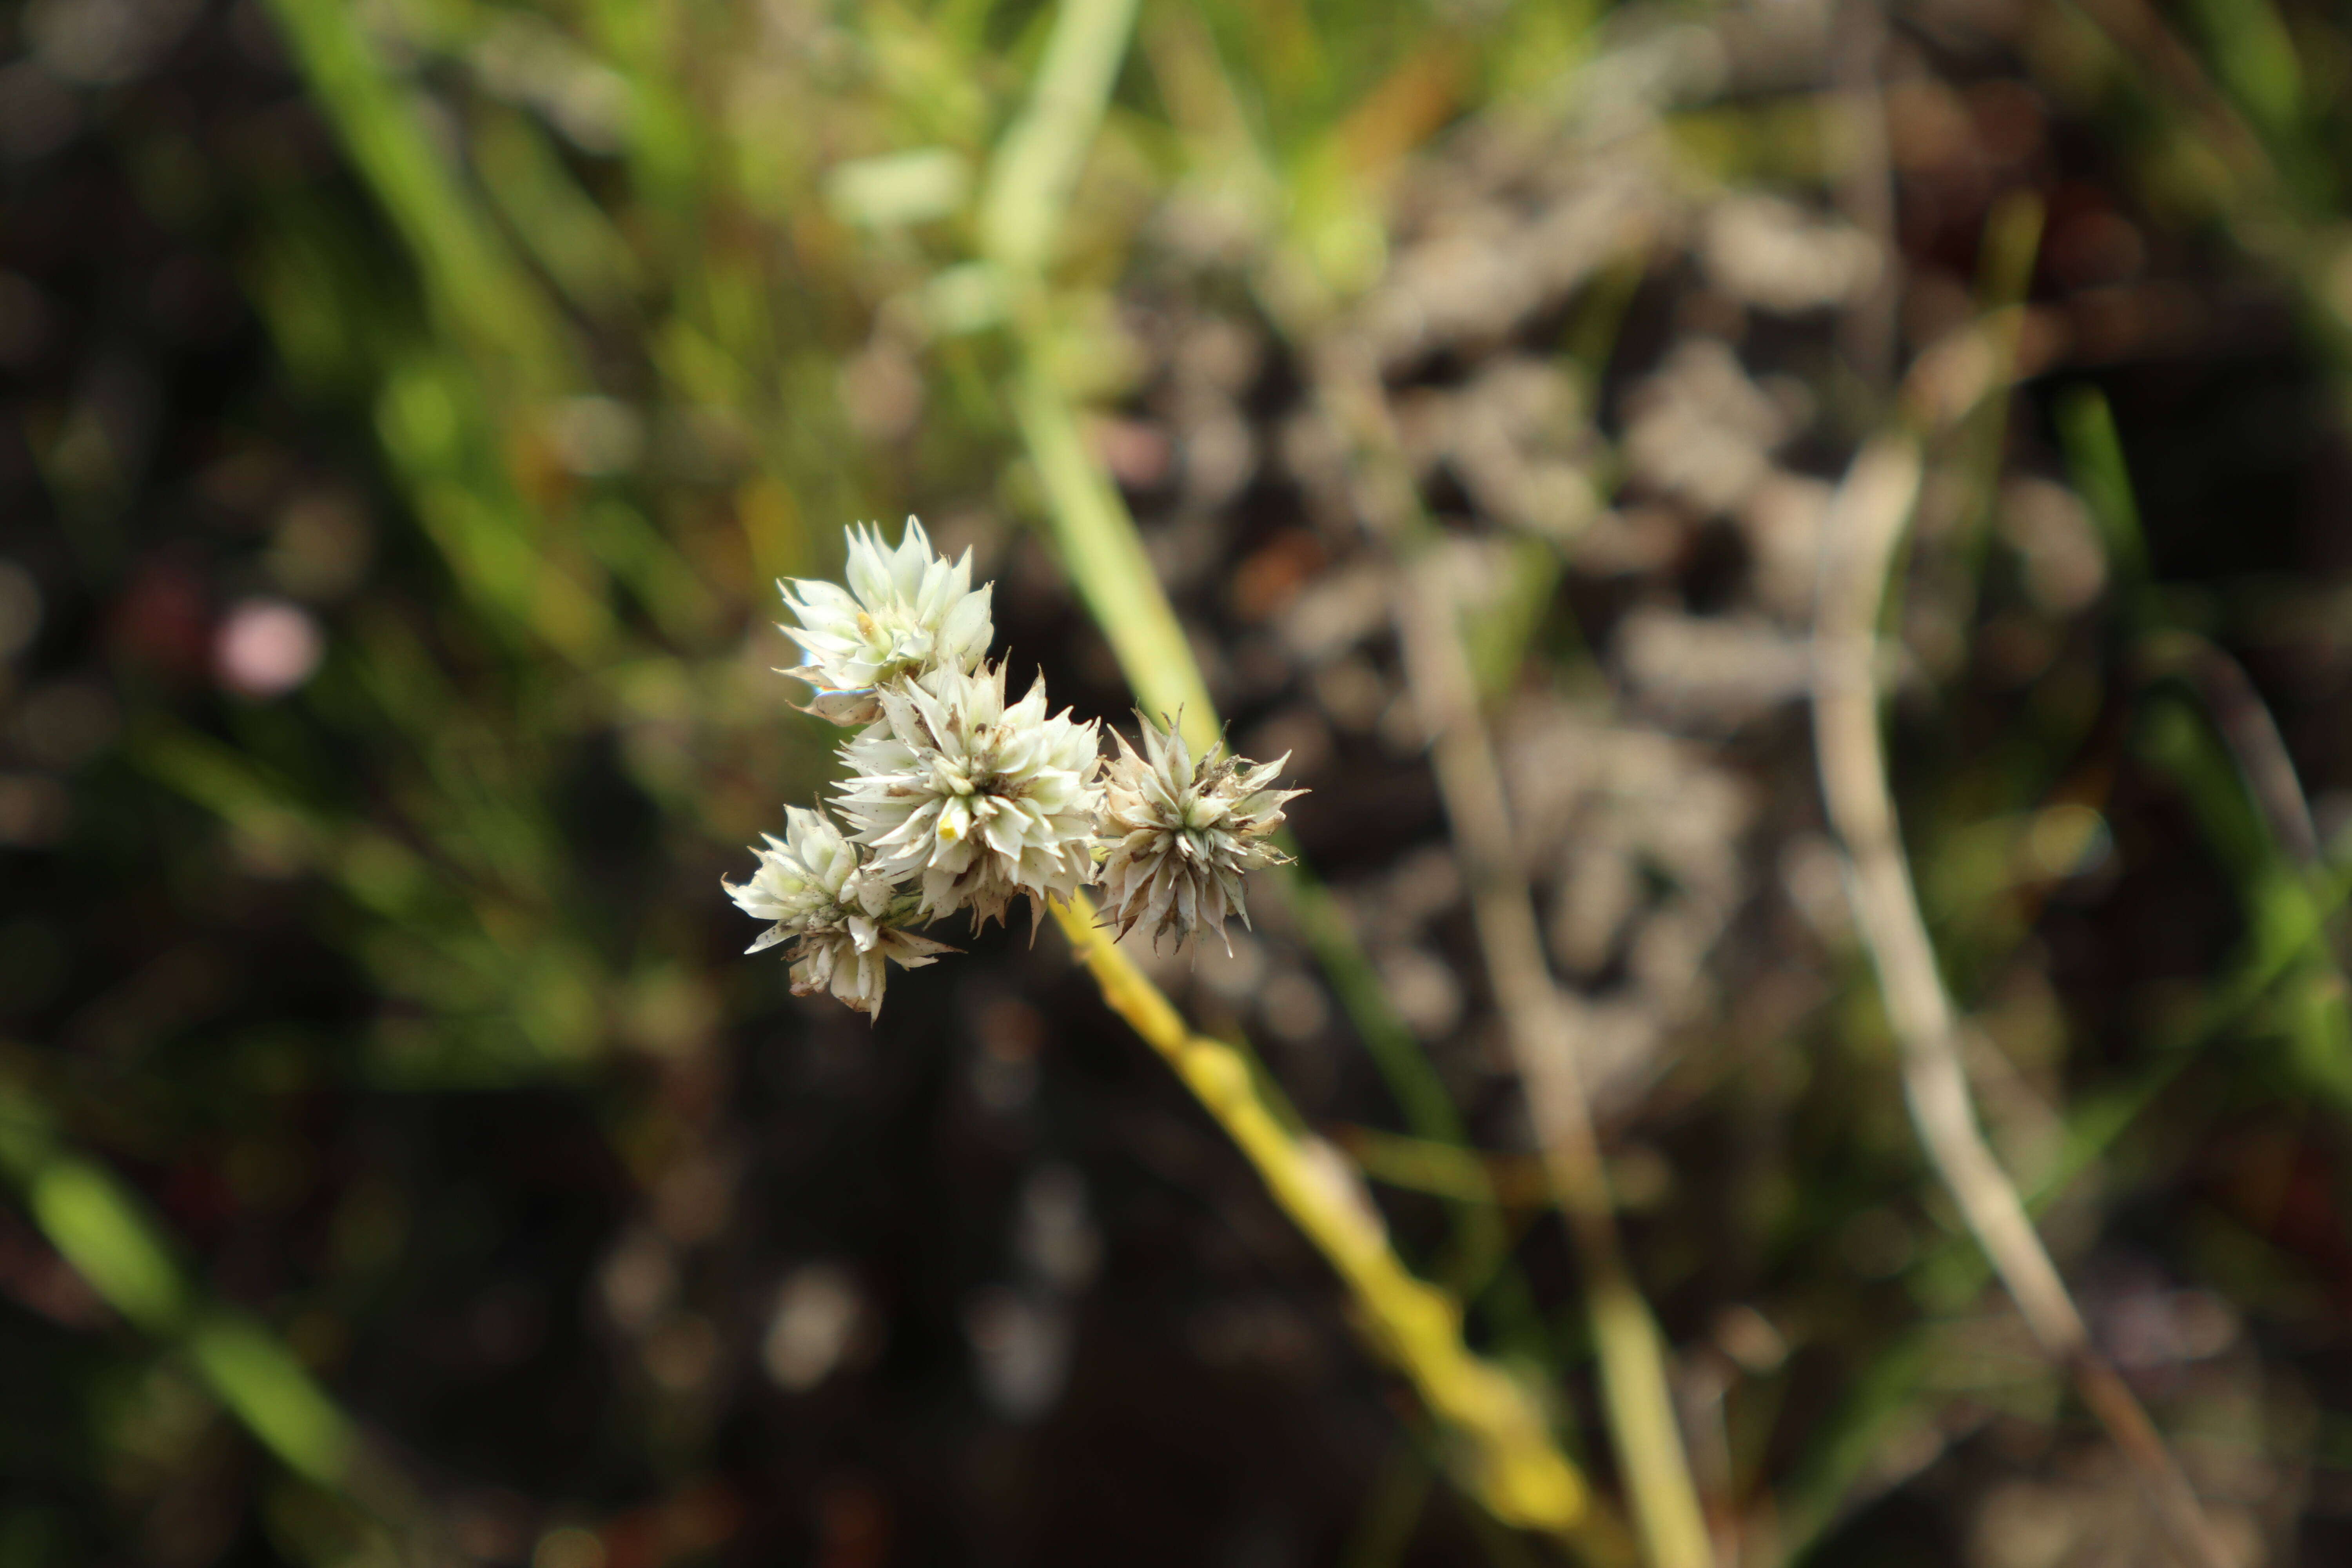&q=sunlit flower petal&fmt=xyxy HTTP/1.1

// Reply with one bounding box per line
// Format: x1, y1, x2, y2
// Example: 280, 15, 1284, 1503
833, 662, 1104, 931
776, 517, 993, 723
723, 806, 951, 1017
